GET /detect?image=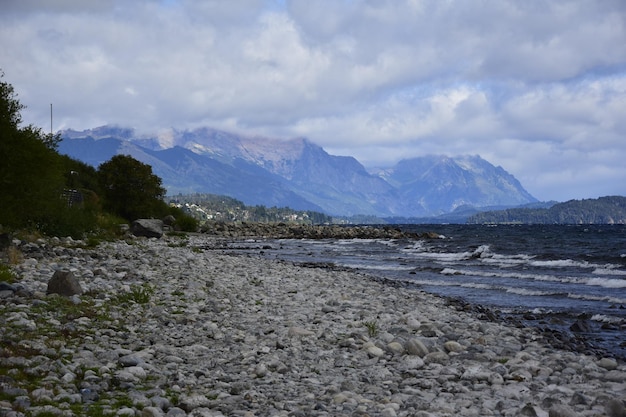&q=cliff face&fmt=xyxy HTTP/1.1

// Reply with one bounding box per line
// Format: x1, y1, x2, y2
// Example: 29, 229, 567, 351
59, 126, 538, 217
